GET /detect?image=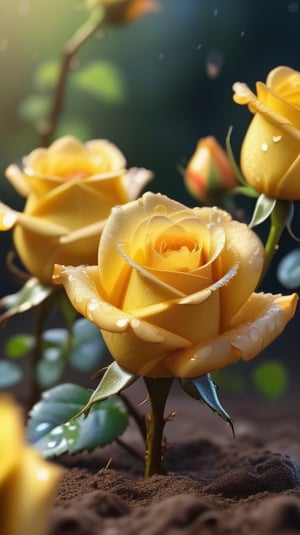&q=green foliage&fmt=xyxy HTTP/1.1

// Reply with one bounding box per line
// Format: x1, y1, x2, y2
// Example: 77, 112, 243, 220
36, 318, 108, 389
55, 117, 92, 141
0, 360, 23, 387
252, 361, 289, 400
18, 94, 50, 123
73, 60, 127, 103
27, 383, 128, 457
180, 374, 234, 431
81, 361, 137, 414
249, 194, 277, 228
5, 334, 34, 359
277, 248, 300, 289
34, 61, 60, 89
